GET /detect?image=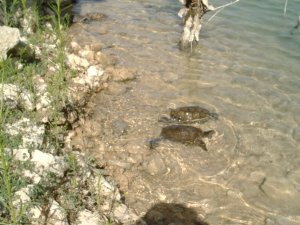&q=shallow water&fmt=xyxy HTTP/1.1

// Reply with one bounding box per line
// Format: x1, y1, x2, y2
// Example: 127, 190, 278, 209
71, 0, 300, 224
